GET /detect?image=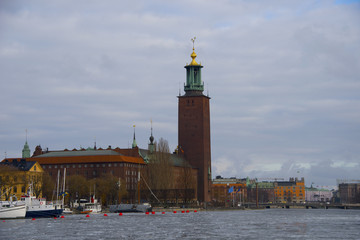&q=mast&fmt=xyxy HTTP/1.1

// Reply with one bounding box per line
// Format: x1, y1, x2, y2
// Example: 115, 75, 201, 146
137, 168, 141, 204
62, 168, 66, 208
56, 169, 60, 202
